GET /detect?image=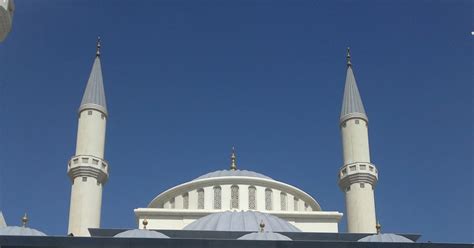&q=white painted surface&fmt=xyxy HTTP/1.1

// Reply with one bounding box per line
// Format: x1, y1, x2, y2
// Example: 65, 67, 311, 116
67, 109, 108, 236
134, 208, 341, 233
339, 118, 378, 233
